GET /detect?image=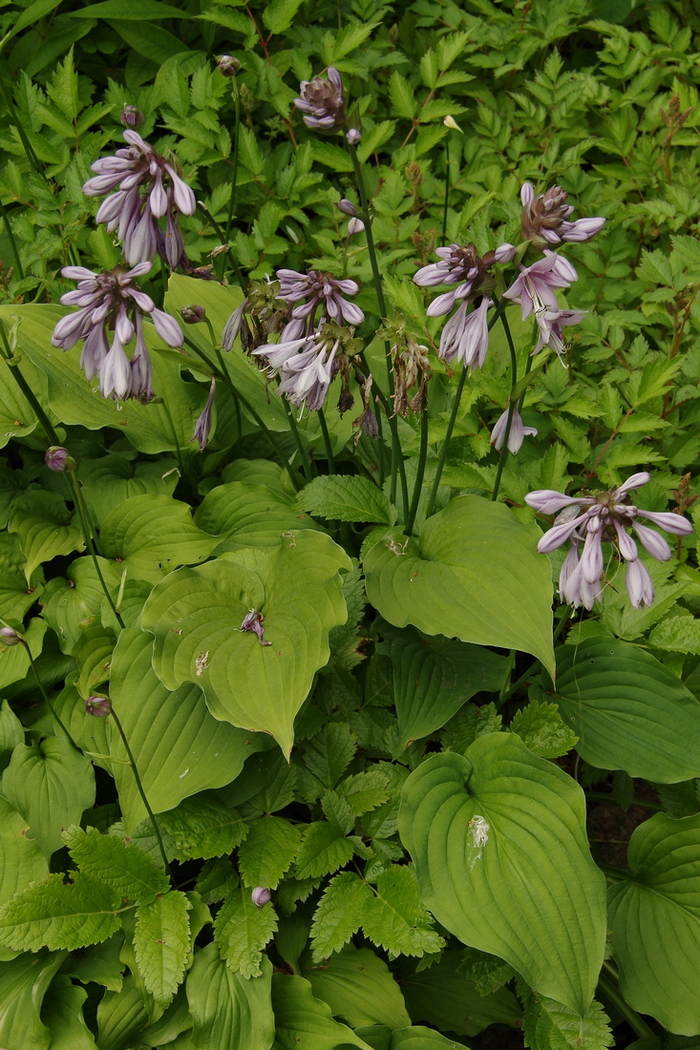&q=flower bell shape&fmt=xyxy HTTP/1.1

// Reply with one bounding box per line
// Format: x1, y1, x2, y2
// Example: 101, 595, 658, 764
413, 241, 514, 316
525, 472, 693, 609
490, 407, 538, 454
503, 251, 577, 321
294, 67, 345, 130
520, 183, 605, 247
276, 268, 364, 327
